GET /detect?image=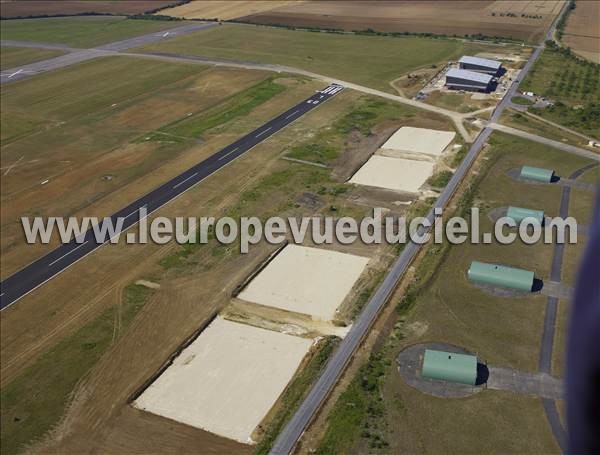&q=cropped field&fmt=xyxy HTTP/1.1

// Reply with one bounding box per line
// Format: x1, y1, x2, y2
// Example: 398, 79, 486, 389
0, 46, 66, 69
158, 0, 297, 20
0, 16, 184, 48
0, 56, 281, 276
316, 133, 595, 454
561, 0, 600, 63
0, 1, 177, 18
237, 0, 563, 43
137, 23, 521, 92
